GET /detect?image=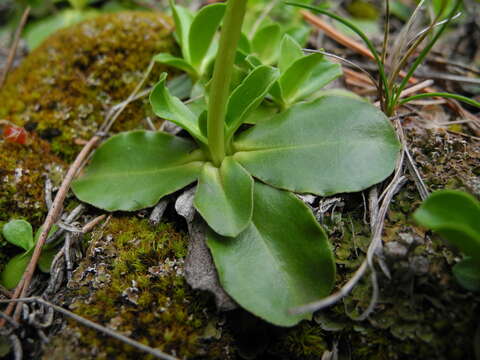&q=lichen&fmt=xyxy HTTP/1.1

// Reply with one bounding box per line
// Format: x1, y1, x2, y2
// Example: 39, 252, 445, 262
0, 11, 176, 161
43, 217, 235, 360
306, 127, 480, 360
